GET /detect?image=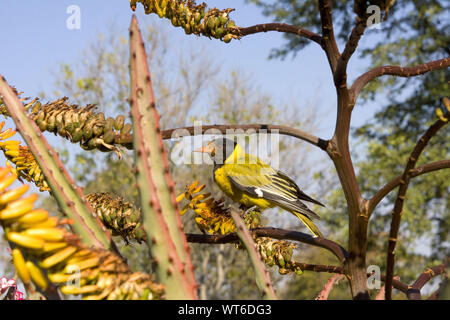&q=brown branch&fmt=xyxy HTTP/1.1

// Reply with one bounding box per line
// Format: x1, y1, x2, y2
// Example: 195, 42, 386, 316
385, 116, 449, 299
407, 262, 448, 300
186, 227, 348, 263
292, 262, 344, 274
335, 17, 366, 88
368, 160, 450, 215
158, 123, 329, 151
351, 58, 450, 99
317, 0, 369, 299
379, 274, 409, 294
331, 66, 366, 298
187, 227, 416, 296
192, 239, 406, 295
318, 0, 339, 72
376, 276, 400, 300
315, 274, 345, 300
427, 289, 440, 300
236, 23, 322, 46
309, 270, 409, 295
